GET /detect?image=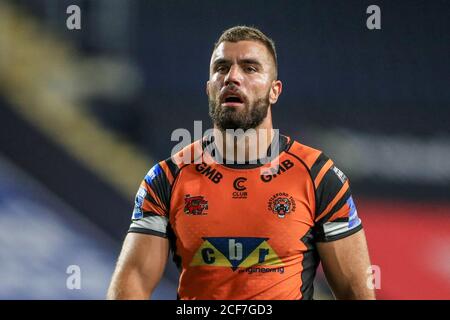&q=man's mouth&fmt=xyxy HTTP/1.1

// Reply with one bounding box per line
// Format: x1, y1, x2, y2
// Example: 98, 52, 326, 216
221, 93, 245, 107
